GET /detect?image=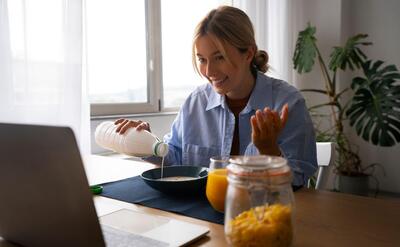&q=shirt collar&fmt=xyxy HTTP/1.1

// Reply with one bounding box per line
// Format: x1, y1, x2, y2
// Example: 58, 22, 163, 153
206, 85, 224, 111
244, 72, 272, 113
